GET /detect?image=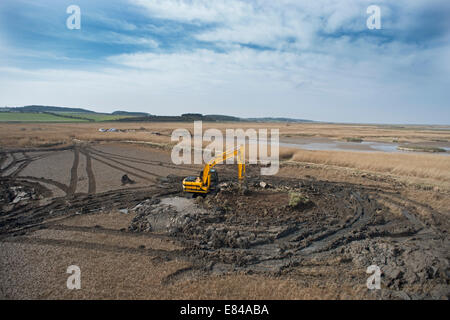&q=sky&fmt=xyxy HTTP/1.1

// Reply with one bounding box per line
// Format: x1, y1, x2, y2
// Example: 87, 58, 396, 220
0, 0, 449, 124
